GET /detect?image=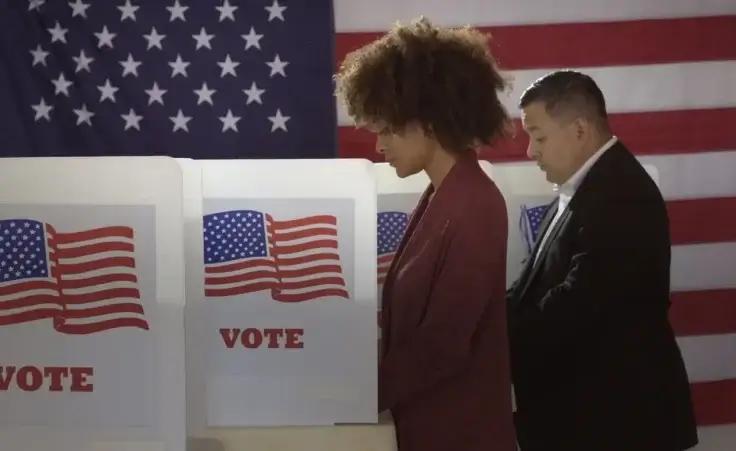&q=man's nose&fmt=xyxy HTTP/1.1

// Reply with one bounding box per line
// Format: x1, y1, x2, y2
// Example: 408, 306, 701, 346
375, 140, 386, 154
526, 144, 535, 160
